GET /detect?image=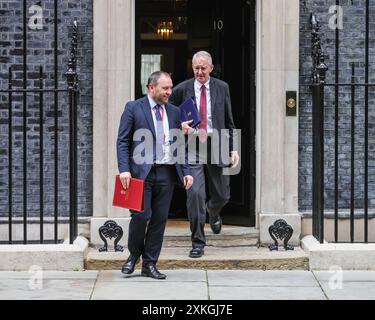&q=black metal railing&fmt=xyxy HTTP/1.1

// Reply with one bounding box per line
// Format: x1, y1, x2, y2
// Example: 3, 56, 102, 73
0, 17, 79, 245
310, 14, 327, 244
309, 8, 375, 243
